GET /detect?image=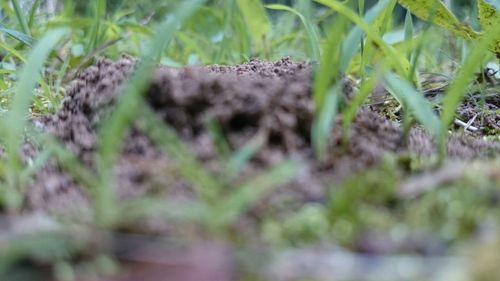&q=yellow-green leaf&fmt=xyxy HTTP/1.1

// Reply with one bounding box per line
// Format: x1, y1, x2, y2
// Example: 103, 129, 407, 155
478, 0, 498, 29
478, 0, 500, 56
397, 0, 479, 40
